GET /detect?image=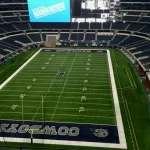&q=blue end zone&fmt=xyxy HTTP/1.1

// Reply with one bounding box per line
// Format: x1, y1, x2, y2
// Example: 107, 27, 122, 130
41, 49, 107, 53
0, 120, 119, 144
